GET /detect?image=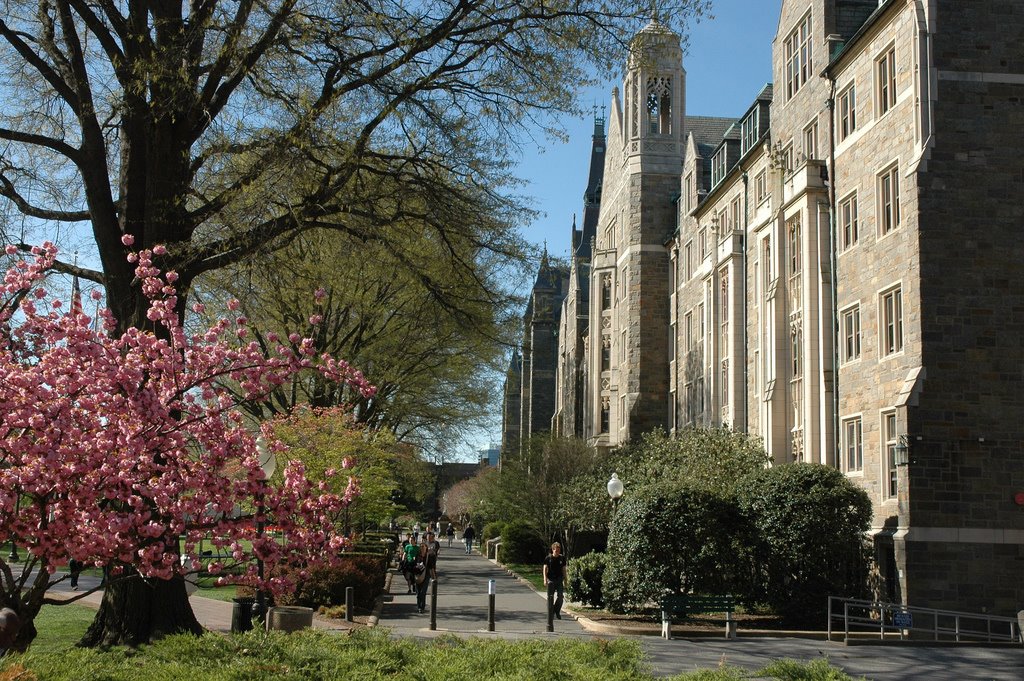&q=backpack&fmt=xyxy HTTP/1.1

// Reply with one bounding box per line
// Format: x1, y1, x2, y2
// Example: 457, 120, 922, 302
413, 561, 427, 584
